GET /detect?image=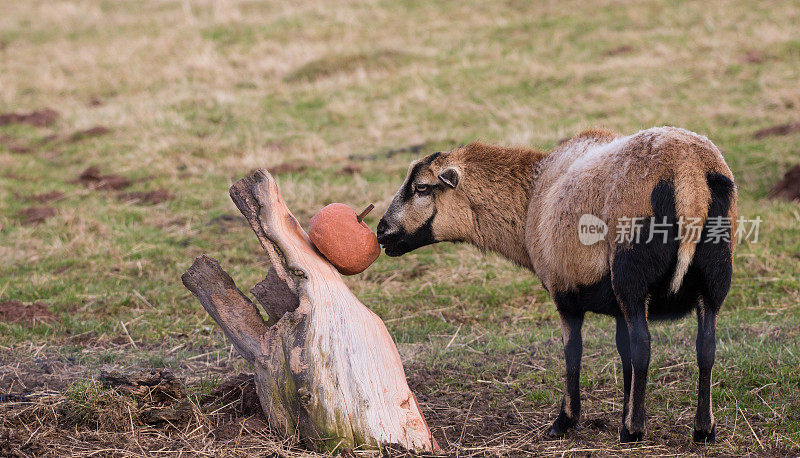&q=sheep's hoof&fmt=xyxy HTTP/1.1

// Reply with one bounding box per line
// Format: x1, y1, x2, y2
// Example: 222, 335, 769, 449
546, 412, 577, 438
693, 426, 715, 444
619, 426, 643, 443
